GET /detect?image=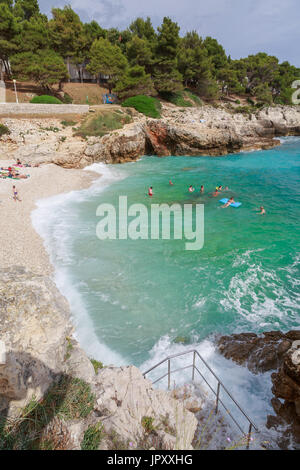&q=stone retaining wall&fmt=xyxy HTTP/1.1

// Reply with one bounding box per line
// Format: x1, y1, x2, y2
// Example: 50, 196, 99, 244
0, 103, 89, 116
